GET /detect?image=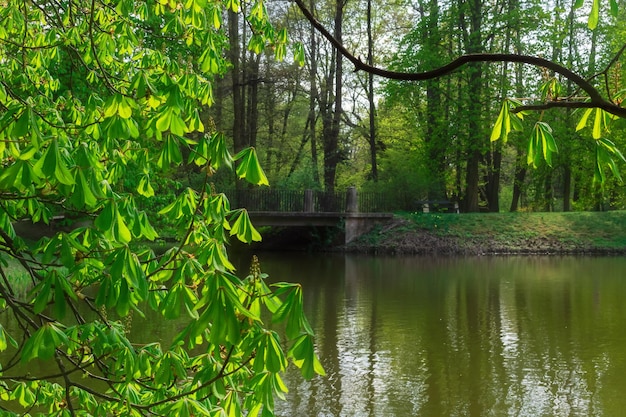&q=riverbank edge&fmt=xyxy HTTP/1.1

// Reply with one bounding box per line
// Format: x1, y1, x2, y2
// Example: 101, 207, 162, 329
341, 216, 626, 256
